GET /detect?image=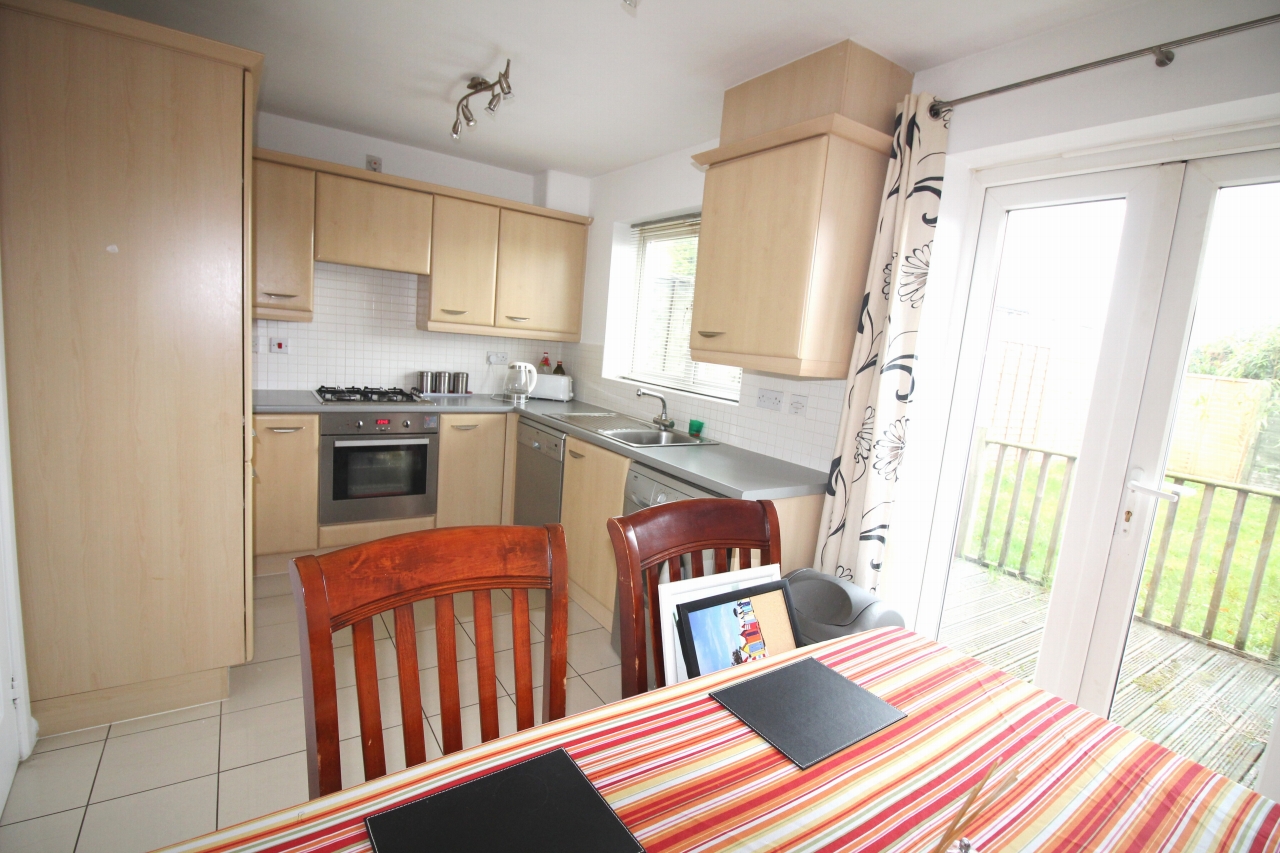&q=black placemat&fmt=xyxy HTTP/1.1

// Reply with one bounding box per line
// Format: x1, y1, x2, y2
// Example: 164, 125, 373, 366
365, 748, 643, 853
711, 656, 906, 769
